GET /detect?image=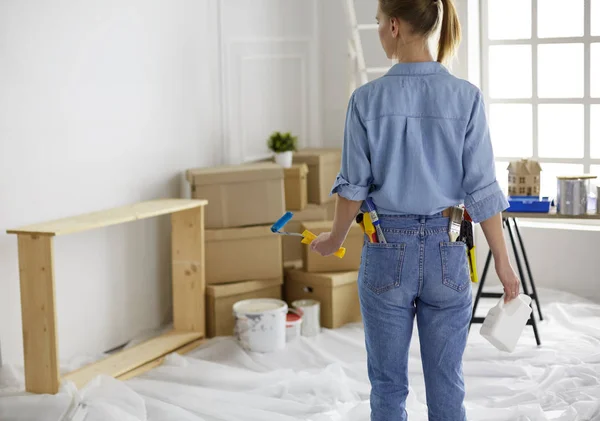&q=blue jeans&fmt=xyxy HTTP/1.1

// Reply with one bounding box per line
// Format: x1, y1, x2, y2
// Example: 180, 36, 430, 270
358, 214, 472, 421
